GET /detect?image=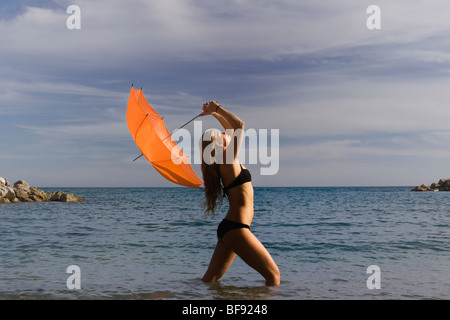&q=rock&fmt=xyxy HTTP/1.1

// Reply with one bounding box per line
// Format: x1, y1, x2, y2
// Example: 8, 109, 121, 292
14, 187, 32, 202
29, 187, 51, 202
412, 178, 450, 191
439, 179, 450, 191
430, 182, 440, 190
0, 176, 85, 204
0, 185, 16, 203
49, 191, 85, 202
0, 177, 11, 187
0, 187, 7, 198
14, 180, 30, 191
412, 184, 432, 192
13, 180, 33, 201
